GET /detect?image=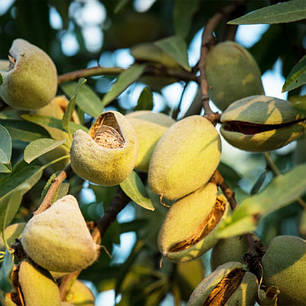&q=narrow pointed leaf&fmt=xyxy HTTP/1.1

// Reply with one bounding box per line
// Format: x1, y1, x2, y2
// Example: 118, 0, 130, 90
217, 164, 306, 238
0, 119, 50, 142
0, 161, 43, 202
24, 138, 66, 163
61, 79, 103, 118
63, 78, 87, 134
114, 0, 130, 13
0, 124, 11, 164
174, 0, 199, 39
155, 36, 191, 71
21, 114, 88, 134
0, 164, 11, 174
282, 55, 306, 92
120, 171, 155, 211
135, 87, 153, 111
0, 189, 24, 231
102, 64, 146, 106
228, 0, 306, 24
0, 251, 13, 292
